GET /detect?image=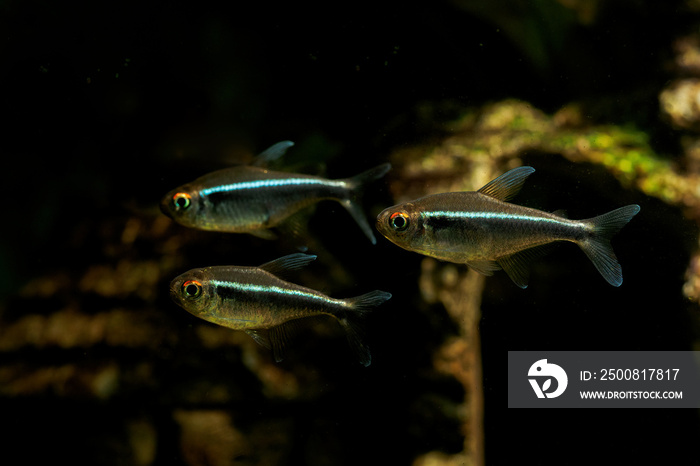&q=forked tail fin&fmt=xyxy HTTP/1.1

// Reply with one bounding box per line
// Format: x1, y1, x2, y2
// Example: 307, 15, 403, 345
578, 204, 640, 286
340, 163, 392, 244
339, 290, 392, 366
